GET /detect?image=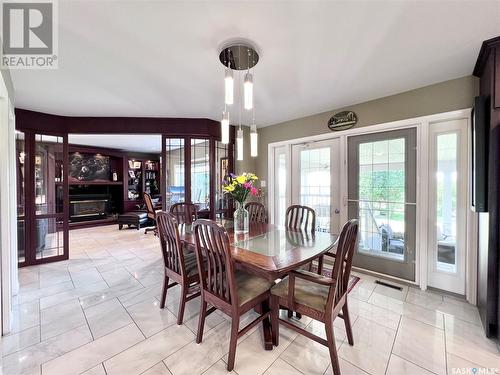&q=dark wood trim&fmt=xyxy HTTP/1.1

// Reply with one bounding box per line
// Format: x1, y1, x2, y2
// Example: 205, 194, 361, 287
473, 36, 500, 77
161, 134, 167, 208
209, 138, 216, 219
15, 108, 225, 138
